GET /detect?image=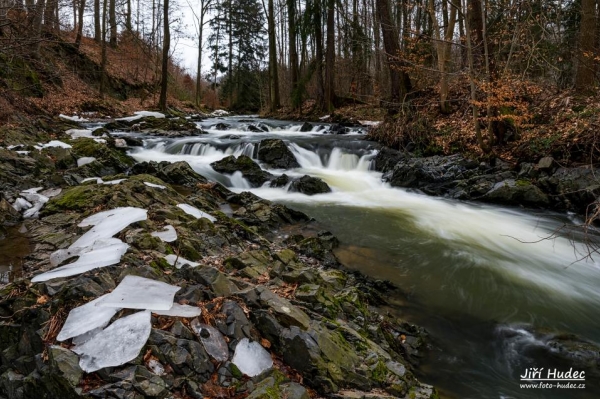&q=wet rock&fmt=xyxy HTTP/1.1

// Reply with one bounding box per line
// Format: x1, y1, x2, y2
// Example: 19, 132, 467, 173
0, 198, 21, 227
256, 286, 311, 330
211, 155, 272, 187
538, 166, 600, 213
270, 174, 290, 187
300, 122, 314, 132
289, 175, 331, 195
213, 123, 230, 131
481, 179, 550, 208
537, 156, 554, 171
247, 124, 268, 133
105, 117, 202, 137
329, 124, 348, 135
47, 346, 82, 387
130, 161, 209, 187
257, 139, 300, 169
